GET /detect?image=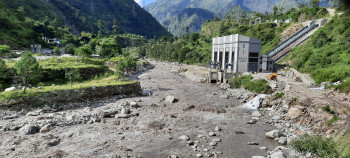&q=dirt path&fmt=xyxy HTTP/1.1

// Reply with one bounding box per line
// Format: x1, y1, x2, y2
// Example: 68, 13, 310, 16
0, 60, 279, 158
